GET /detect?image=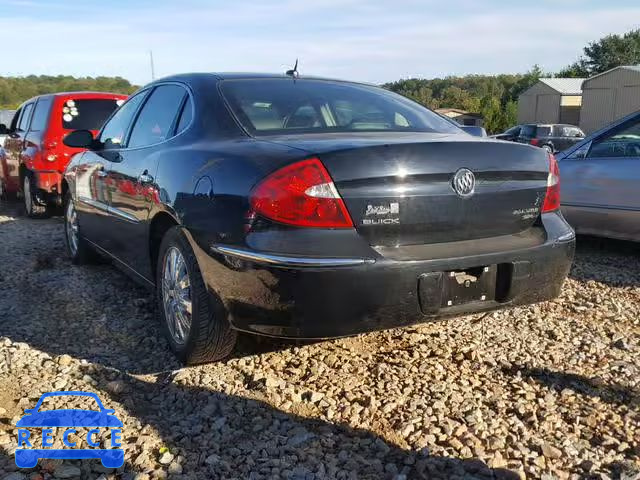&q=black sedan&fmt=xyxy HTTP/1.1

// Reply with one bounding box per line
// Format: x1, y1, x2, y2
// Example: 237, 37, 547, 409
62, 73, 575, 364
